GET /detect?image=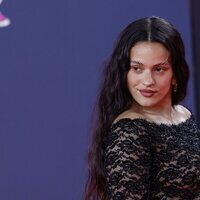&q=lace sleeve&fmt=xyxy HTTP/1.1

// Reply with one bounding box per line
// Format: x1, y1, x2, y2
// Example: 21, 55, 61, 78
104, 119, 151, 200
